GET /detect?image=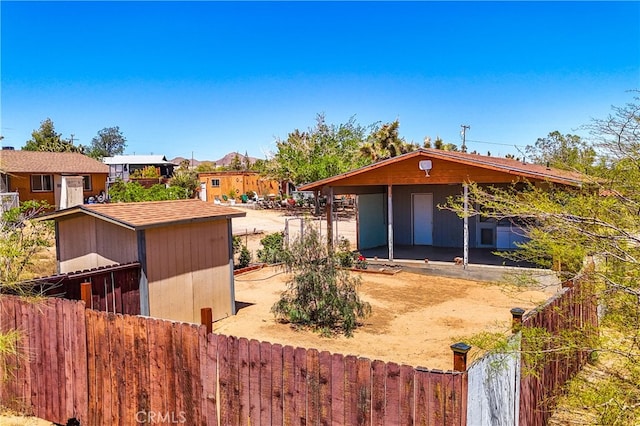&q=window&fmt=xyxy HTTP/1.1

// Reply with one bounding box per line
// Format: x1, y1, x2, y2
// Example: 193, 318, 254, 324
31, 174, 53, 192
211, 179, 220, 187
82, 175, 92, 191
